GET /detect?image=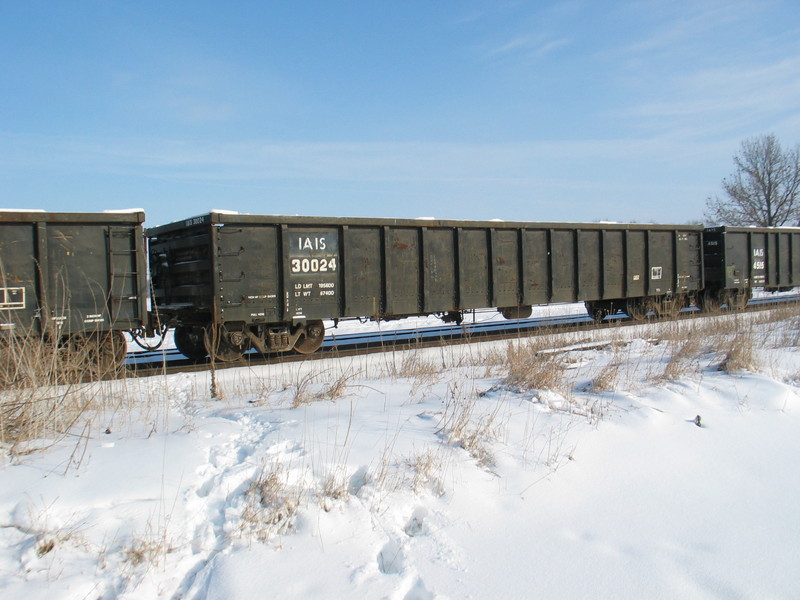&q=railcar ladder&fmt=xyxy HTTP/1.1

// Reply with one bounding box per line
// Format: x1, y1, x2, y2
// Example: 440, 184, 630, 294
107, 226, 142, 326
